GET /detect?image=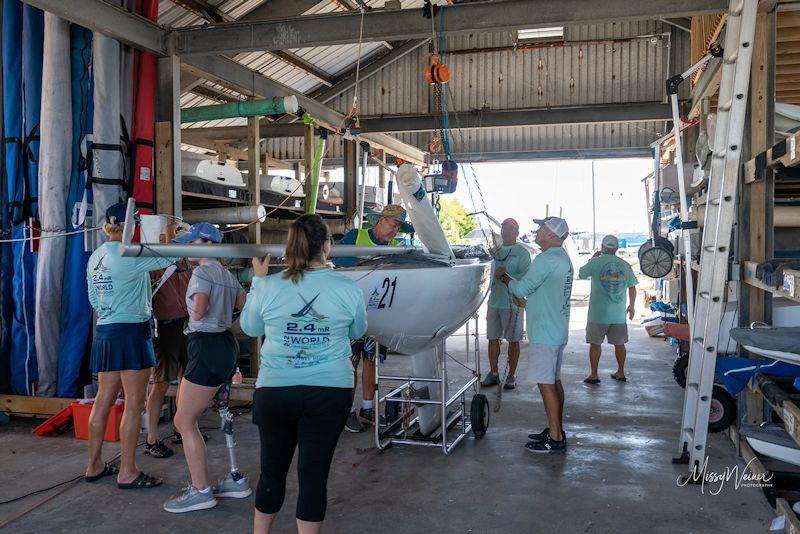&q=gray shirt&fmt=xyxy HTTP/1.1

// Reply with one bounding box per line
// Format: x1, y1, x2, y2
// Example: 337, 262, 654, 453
185, 260, 245, 334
